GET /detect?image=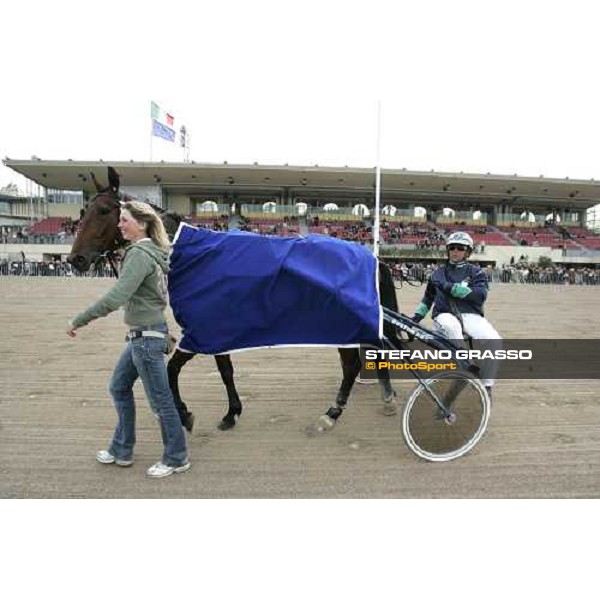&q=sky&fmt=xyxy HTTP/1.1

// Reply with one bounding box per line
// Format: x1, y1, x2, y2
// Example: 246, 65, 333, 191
1, 0, 599, 192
